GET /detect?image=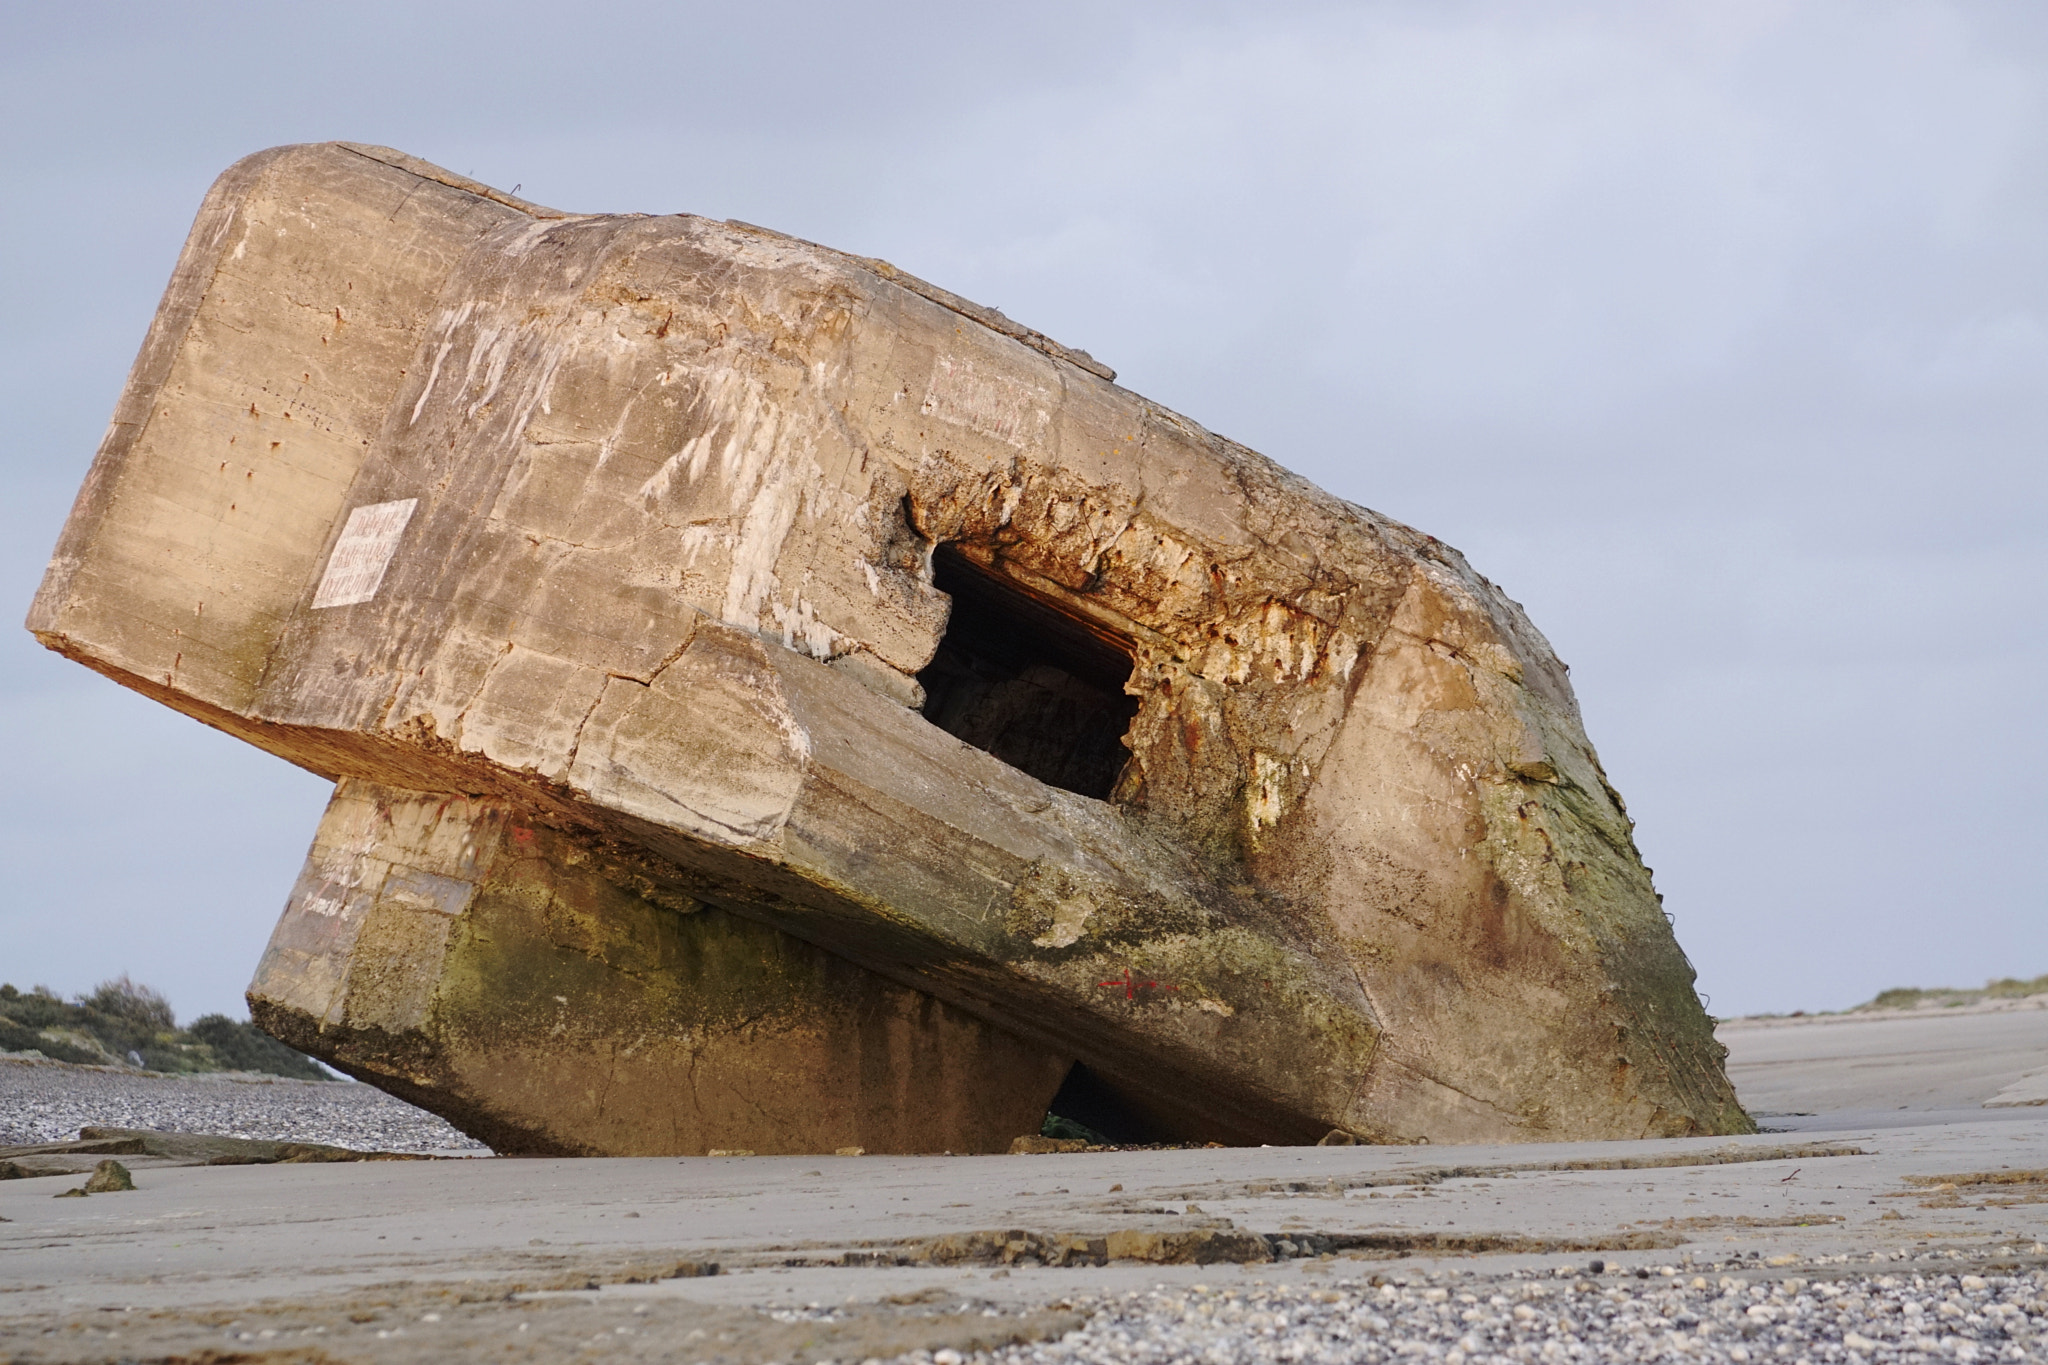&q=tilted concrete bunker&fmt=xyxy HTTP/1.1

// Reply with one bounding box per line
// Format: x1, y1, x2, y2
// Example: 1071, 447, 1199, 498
29, 143, 1752, 1153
